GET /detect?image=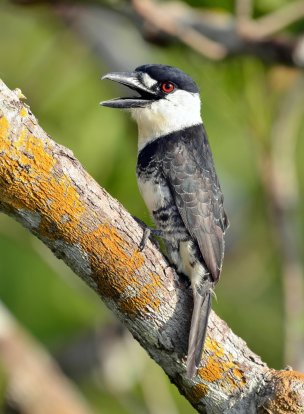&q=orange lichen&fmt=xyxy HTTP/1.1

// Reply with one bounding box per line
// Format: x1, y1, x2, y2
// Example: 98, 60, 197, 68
277, 370, 304, 381
197, 339, 246, 392
205, 336, 225, 357
198, 354, 231, 383
259, 370, 304, 413
84, 224, 163, 315
119, 295, 161, 315
20, 107, 27, 117
119, 273, 162, 315
188, 382, 209, 403
233, 367, 246, 386
0, 111, 164, 318
0, 115, 9, 141
82, 223, 144, 281
187, 338, 247, 404
0, 118, 85, 236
